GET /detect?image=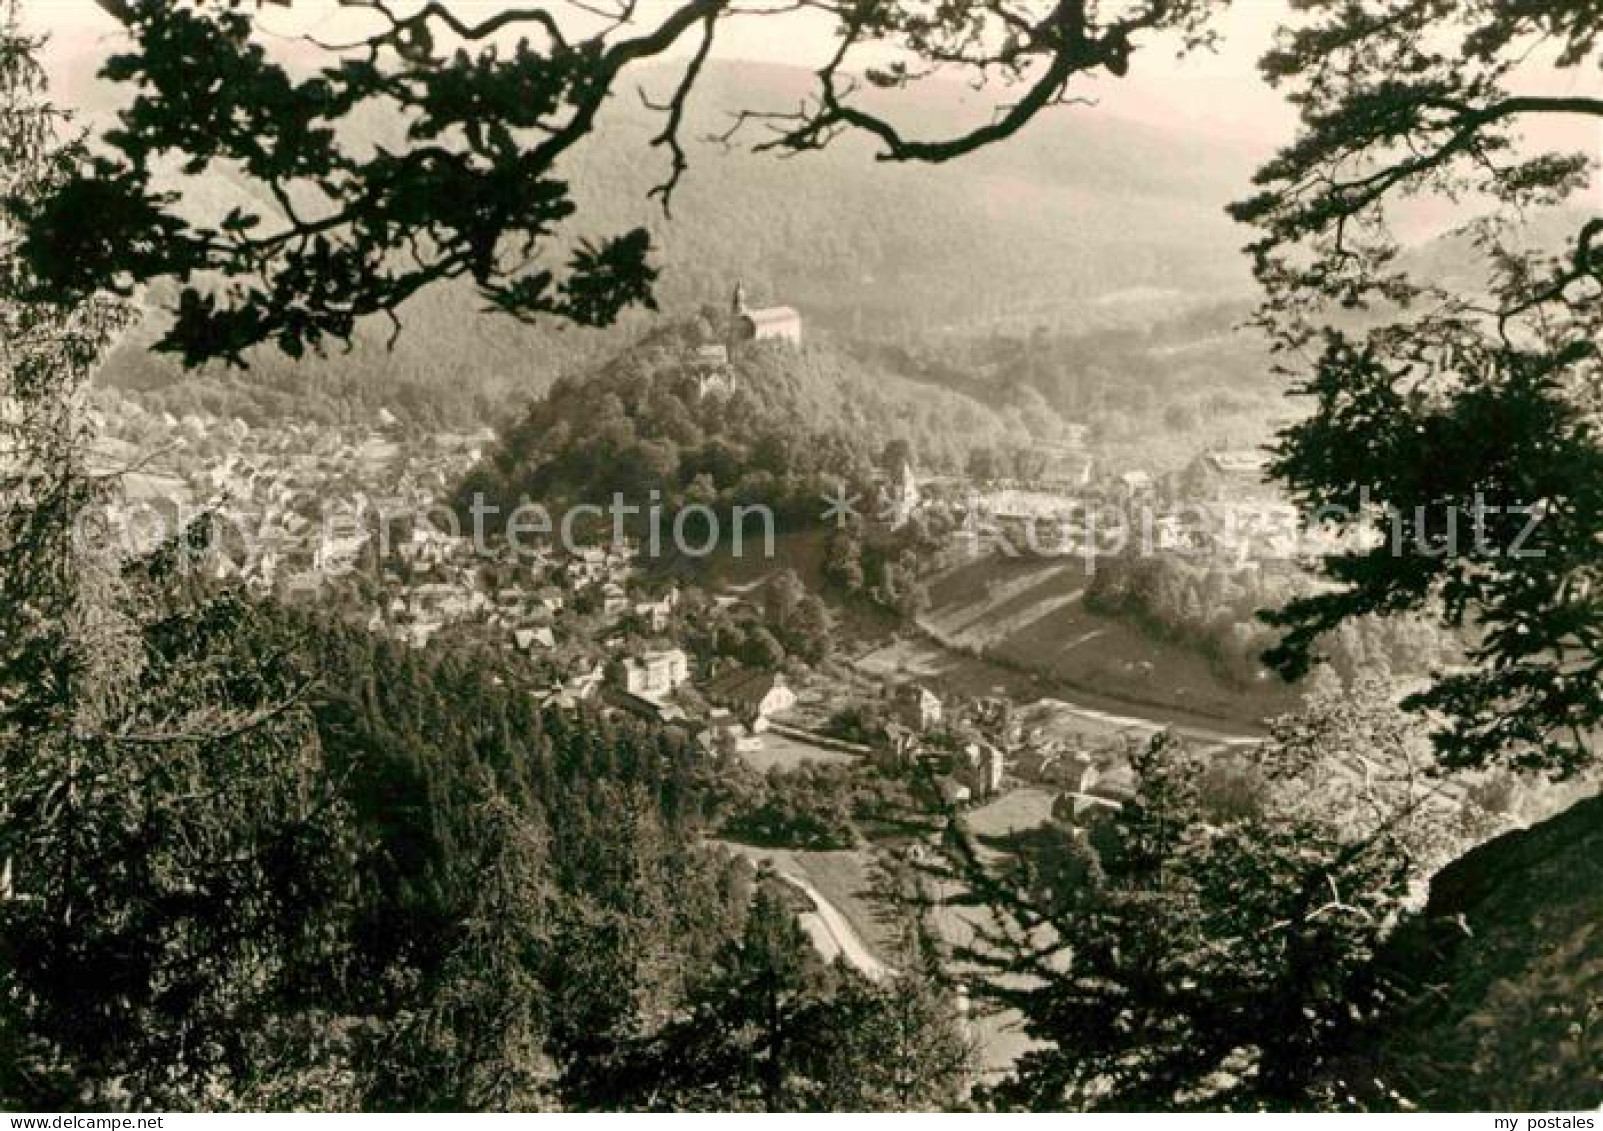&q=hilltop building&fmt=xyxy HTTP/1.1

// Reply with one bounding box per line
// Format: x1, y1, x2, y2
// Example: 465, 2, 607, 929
689, 343, 735, 400
729, 281, 802, 347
